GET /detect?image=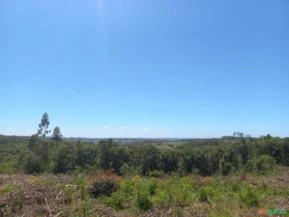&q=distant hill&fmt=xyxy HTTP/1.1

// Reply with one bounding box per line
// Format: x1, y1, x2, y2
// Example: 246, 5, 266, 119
1, 134, 257, 146
64, 137, 189, 144
0, 135, 30, 145
0, 134, 221, 145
